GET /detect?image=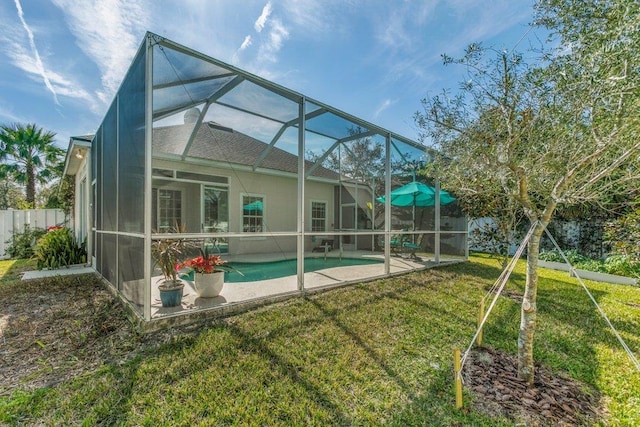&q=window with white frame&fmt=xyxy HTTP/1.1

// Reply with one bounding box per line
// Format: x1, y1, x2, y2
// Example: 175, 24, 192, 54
152, 188, 182, 232
242, 195, 264, 232
311, 201, 327, 232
